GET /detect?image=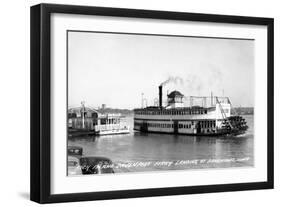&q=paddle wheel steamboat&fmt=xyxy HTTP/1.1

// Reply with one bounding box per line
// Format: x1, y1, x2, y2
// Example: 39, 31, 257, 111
134, 85, 248, 136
